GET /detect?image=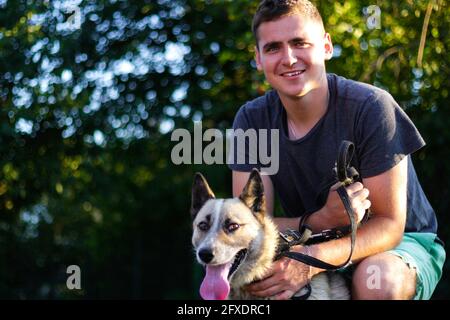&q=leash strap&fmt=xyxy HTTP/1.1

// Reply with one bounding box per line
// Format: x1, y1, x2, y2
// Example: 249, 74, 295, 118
279, 141, 361, 270
291, 283, 312, 300
281, 189, 355, 271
